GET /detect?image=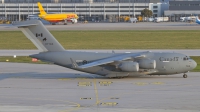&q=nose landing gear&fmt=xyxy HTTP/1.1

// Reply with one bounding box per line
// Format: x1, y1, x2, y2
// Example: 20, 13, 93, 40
183, 74, 187, 78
